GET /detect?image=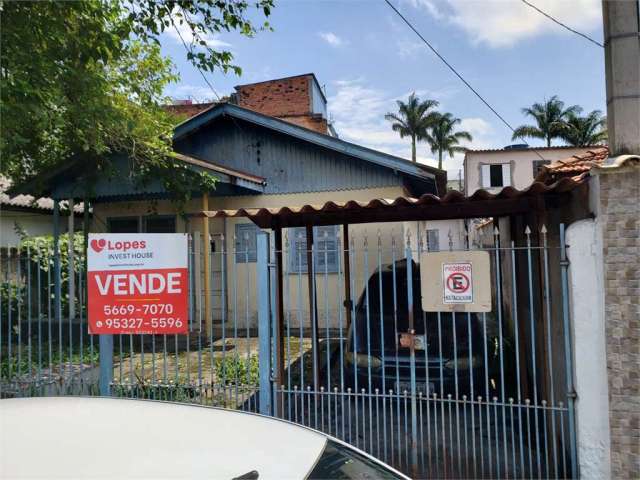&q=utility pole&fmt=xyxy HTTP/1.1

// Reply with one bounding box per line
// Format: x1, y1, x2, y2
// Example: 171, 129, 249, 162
602, 0, 640, 155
